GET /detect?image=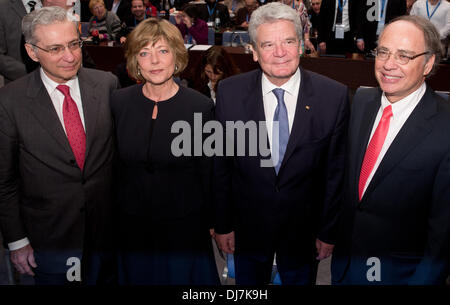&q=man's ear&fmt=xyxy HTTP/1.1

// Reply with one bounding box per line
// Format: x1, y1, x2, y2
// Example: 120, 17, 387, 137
24, 43, 40, 63
423, 54, 435, 76
251, 44, 259, 62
